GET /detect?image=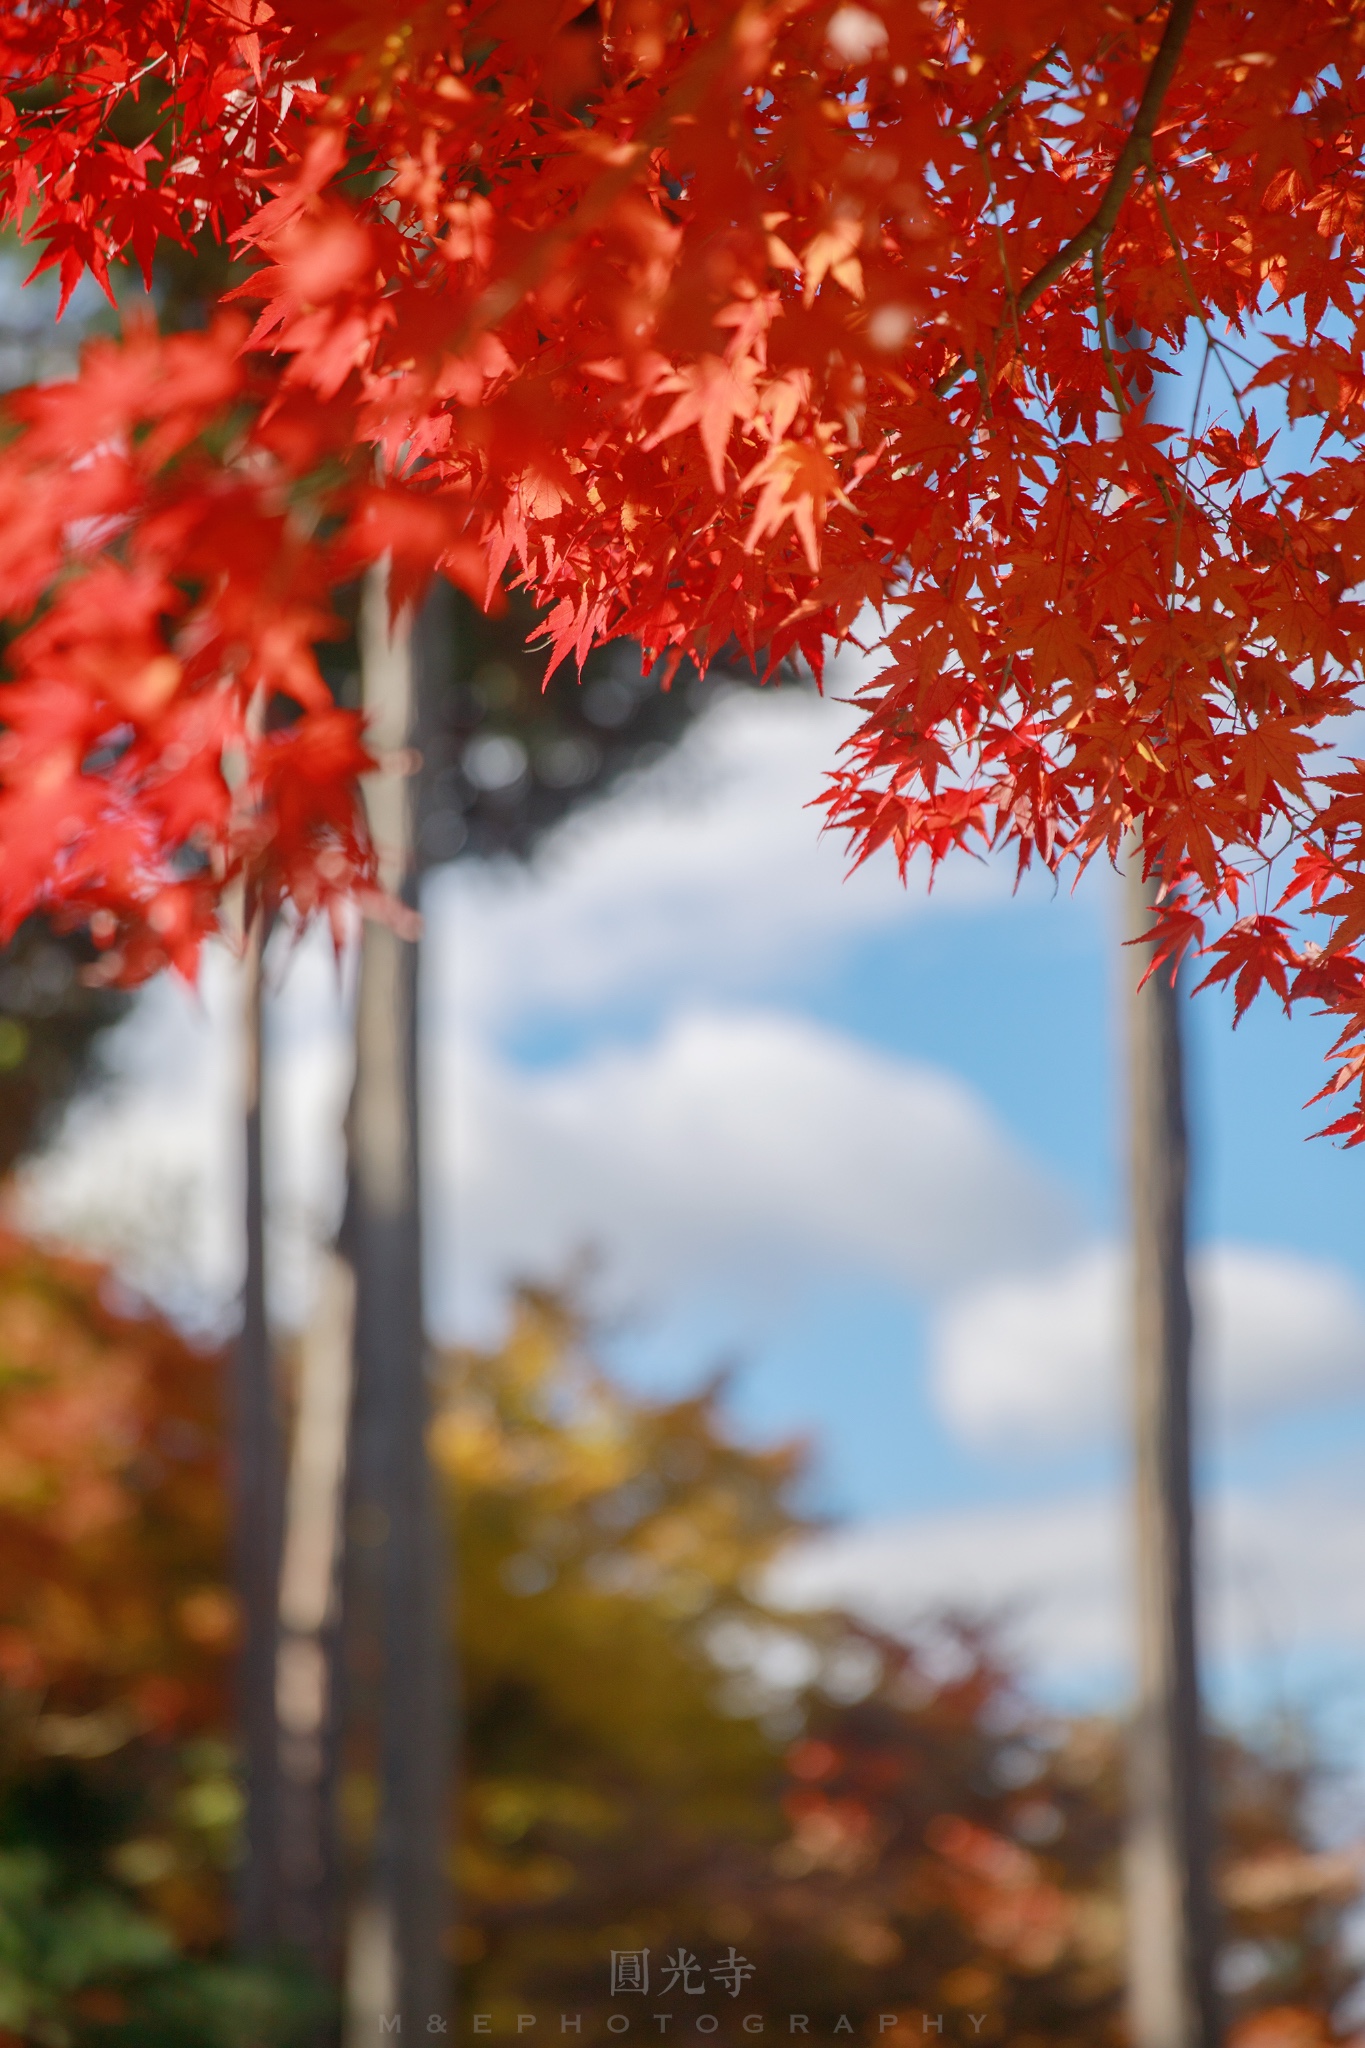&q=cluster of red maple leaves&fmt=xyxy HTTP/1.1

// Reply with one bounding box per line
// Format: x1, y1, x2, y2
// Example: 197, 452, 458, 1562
3, 0, 1365, 1127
